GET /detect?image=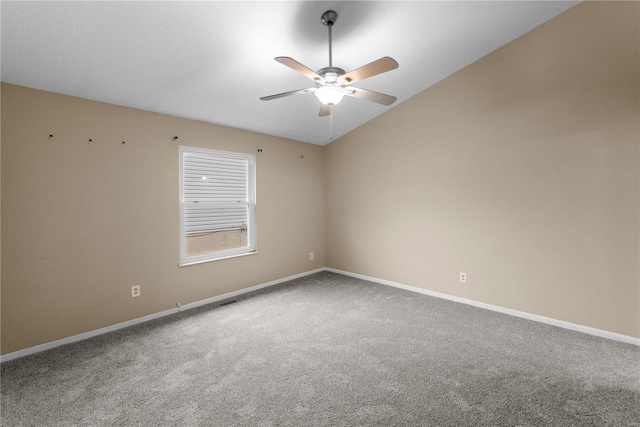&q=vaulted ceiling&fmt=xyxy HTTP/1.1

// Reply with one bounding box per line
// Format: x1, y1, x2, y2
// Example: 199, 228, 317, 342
1, 1, 578, 145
